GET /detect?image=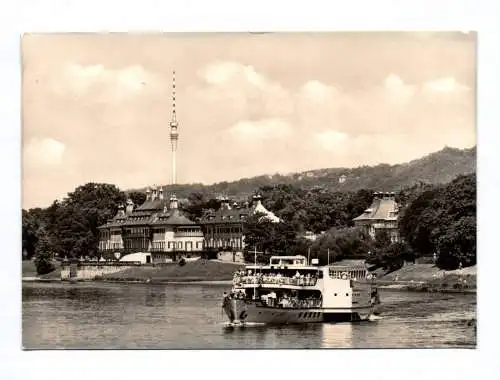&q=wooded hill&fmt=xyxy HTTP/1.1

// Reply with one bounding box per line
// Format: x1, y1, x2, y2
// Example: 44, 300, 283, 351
131, 146, 476, 199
